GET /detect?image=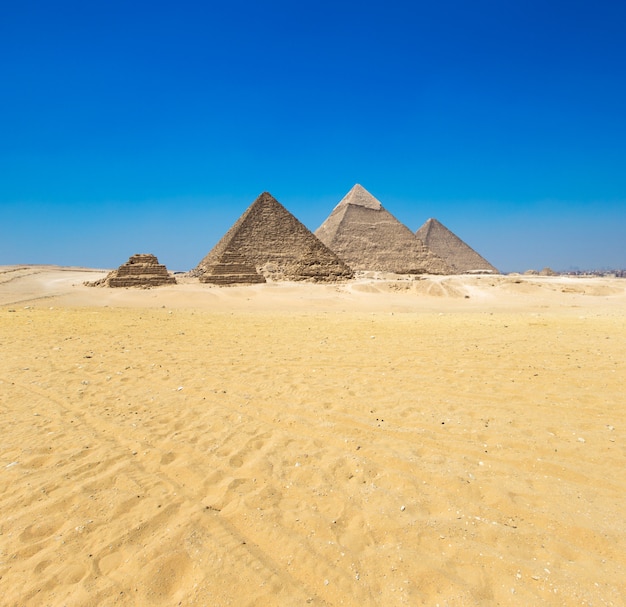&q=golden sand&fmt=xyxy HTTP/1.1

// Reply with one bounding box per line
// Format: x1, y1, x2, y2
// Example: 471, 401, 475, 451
1, 267, 625, 605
